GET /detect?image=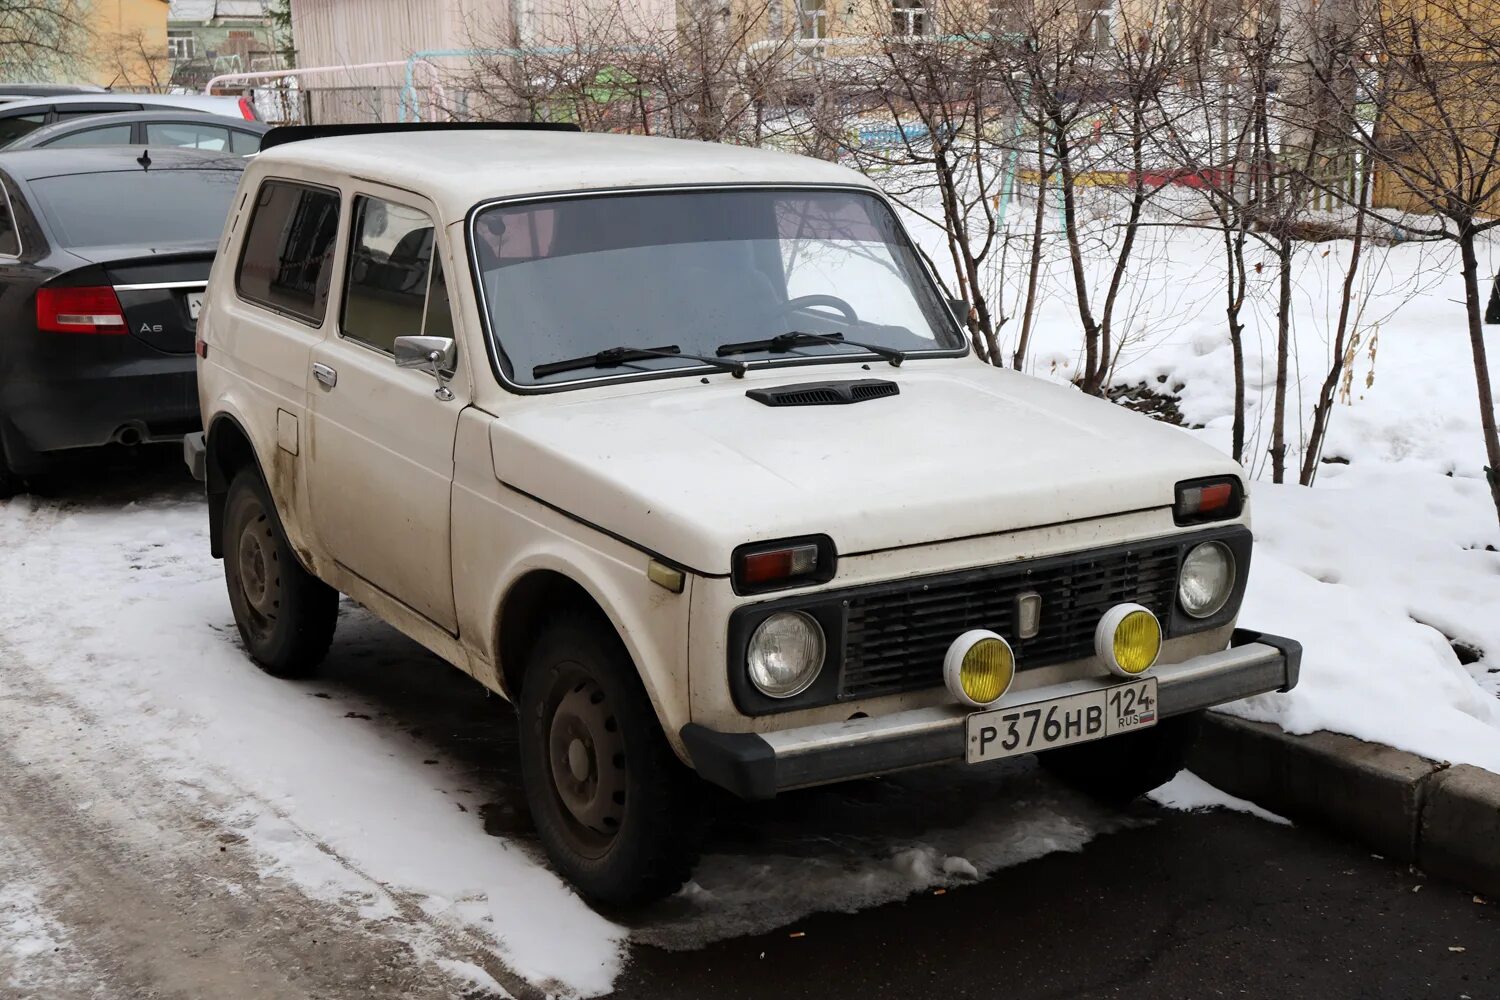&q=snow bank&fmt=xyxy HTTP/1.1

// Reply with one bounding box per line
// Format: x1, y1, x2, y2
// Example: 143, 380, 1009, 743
913, 205, 1500, 772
